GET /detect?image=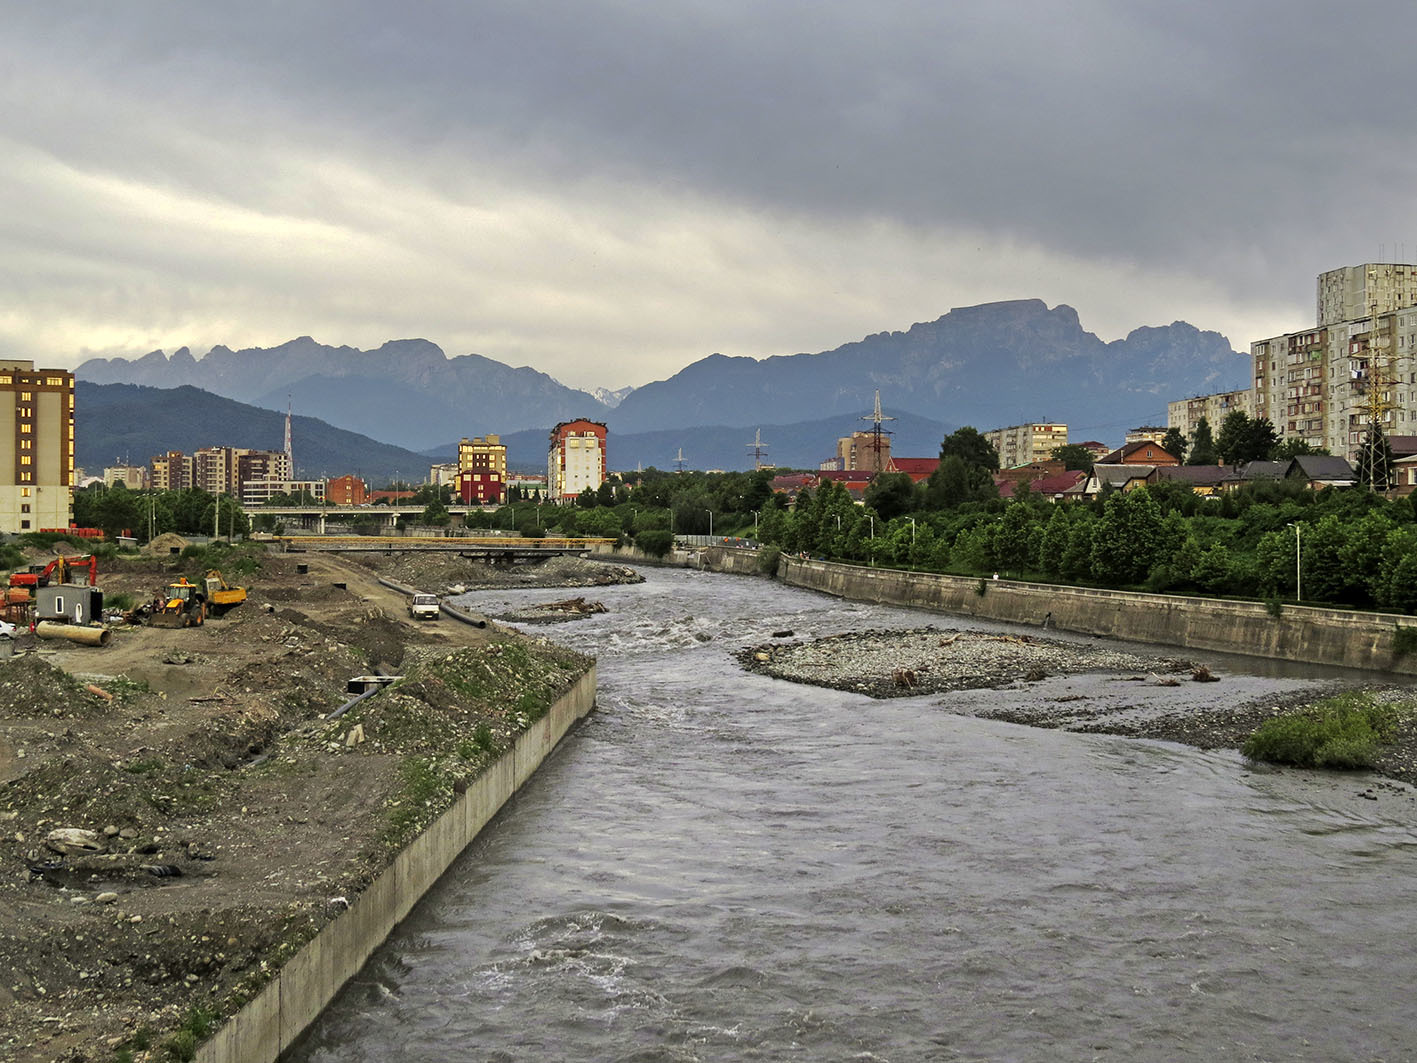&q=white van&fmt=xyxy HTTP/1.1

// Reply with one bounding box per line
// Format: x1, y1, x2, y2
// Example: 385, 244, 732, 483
408, 593, 440, 620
